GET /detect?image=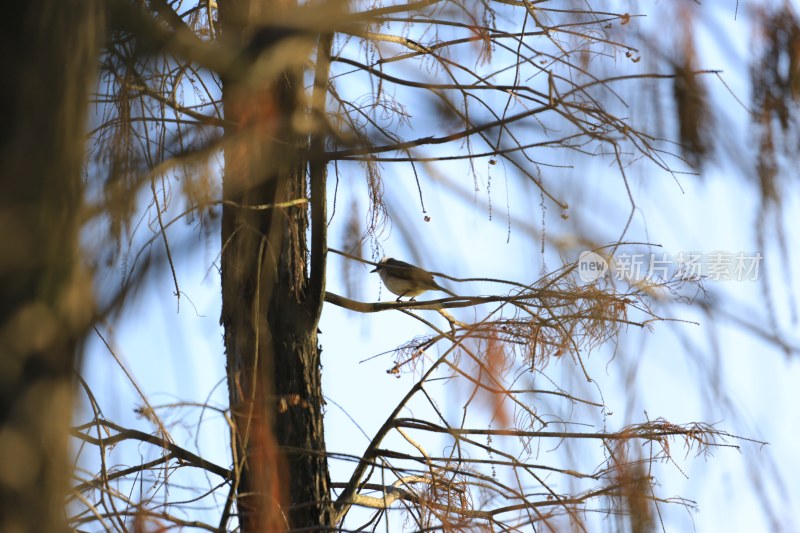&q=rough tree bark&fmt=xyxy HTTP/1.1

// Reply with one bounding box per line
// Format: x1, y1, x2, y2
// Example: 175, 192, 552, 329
0, 1, 100, 531
218, 1, 332, 530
